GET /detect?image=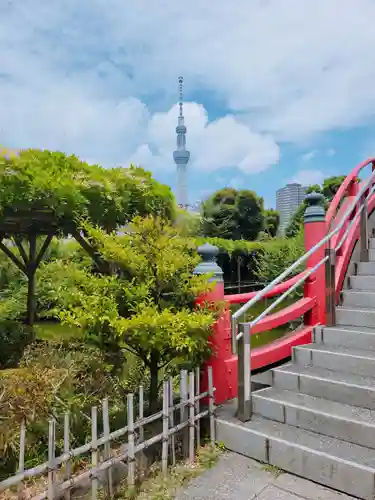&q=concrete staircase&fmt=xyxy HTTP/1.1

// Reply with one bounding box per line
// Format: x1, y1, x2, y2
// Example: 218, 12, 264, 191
216, 239, 375, 499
